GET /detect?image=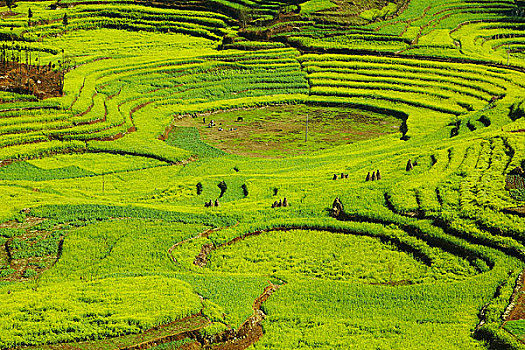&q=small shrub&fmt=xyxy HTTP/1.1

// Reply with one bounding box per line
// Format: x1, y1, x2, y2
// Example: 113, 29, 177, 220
218, 181, 227, 198
510, 189, 525, 201
196, 182, 203, 195
0, 268, 16, 278
23, 269, 37, 279
0, 228, 24, 238
360, 2, 397, 21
